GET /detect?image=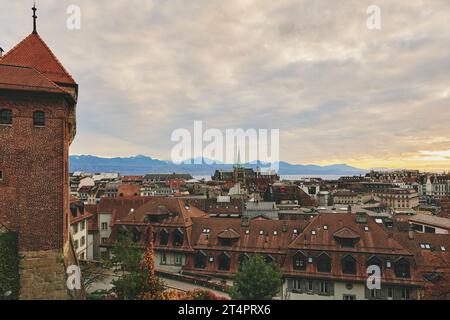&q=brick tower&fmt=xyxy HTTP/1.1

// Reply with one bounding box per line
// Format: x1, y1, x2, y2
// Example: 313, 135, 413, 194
0, 5, 78, 299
